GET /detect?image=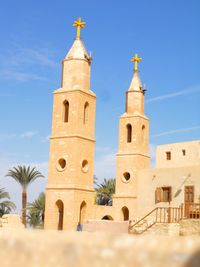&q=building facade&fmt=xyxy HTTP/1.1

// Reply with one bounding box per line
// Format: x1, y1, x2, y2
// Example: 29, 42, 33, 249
44, 19, 200, 230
